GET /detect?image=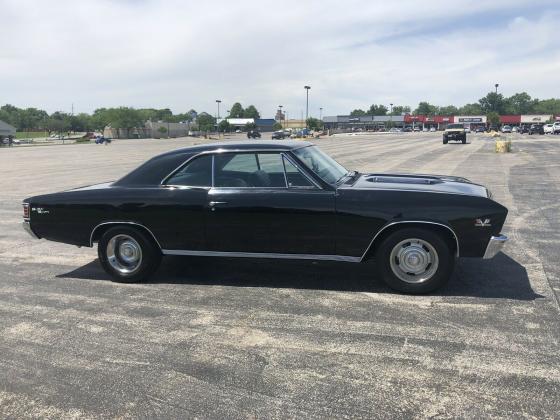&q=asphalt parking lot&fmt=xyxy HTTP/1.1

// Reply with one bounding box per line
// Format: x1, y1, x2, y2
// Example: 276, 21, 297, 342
1, 132, 559, 418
